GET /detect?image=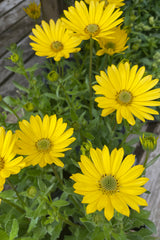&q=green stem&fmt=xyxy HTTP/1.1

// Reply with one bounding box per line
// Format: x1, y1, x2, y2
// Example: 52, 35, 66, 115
0, 100, 20, 121
7, 179, 26, 208
57, 79, 78, 118
143, 151, 150, 168
89, 38, 94, 120
51, 164, 63, 187
0, 197, 25, 213
58, 213, 78, 227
